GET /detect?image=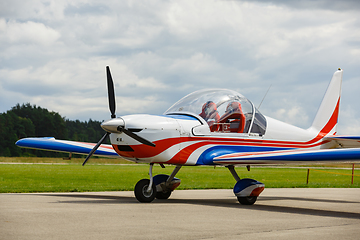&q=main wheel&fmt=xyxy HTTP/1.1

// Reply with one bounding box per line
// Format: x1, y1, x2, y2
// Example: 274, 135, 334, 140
156, 190, 172, 200
237, 196, 257, 205
134, 179, 156, 203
